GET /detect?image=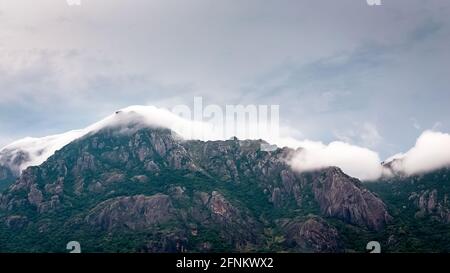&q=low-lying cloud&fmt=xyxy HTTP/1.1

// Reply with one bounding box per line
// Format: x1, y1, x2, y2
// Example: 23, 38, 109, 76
387, 131, 450, 176
0, 130, 86, 175
284, 140, 383, 181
